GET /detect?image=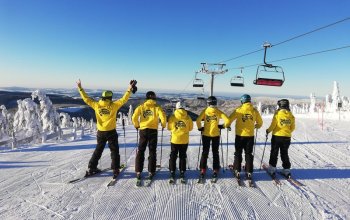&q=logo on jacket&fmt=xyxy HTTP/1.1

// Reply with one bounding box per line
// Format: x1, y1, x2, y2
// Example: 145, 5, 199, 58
206, 115, 218, 122
99, 108, 111, 116
280, 119, 291, 126
175, 121, 186, 129
242, 114, 253, 122
143, 110, 153, 118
